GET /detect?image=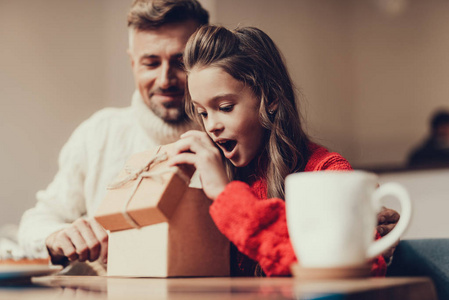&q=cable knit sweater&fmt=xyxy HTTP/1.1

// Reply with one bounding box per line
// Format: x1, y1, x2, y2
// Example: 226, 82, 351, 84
210, 143, 387, 277
18, 91, 199, 258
